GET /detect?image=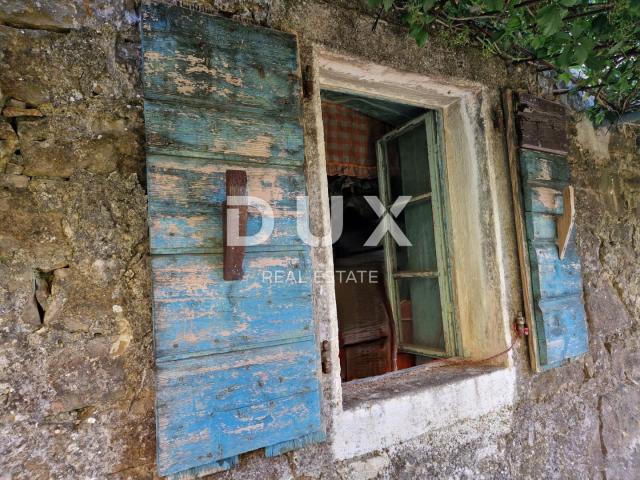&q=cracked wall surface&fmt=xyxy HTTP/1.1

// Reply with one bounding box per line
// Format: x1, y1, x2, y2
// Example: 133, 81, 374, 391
0, 1, 639, 479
